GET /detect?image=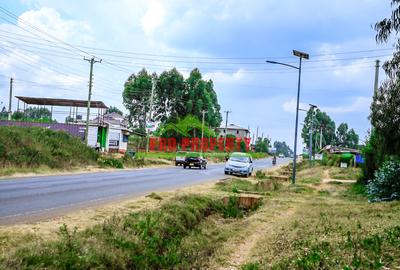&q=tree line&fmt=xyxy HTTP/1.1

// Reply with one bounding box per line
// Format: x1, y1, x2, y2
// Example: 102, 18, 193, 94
123, 68, 222, 133
301, 107, 359, 153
